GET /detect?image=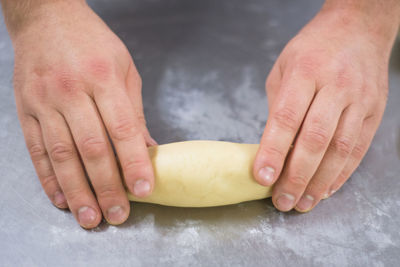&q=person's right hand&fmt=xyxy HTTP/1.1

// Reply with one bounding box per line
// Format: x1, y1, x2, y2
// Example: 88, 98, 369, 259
9, 1, 157, 228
